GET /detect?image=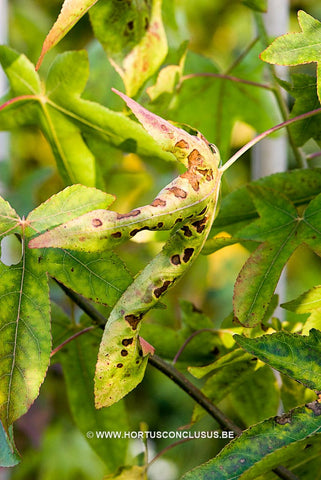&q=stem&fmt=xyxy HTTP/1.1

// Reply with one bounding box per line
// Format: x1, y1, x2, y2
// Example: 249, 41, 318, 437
149, 354, 241, 434
54, 280, 108, 326
306, 150, 321, 162
50, 326, 95, 357
172, 328, 215, 365
220, 107, 321, 173
179, 73, 271, 91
